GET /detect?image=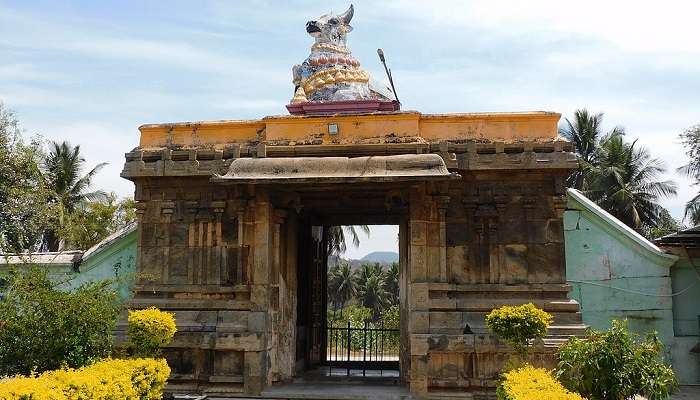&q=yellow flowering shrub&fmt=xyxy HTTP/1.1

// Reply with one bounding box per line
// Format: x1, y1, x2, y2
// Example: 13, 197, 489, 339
127, 307, 177, 357
0, 358, 170, 399
485, 303, 553, 354
497, 365, 584, 400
